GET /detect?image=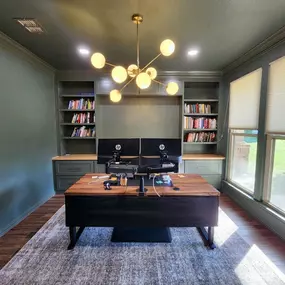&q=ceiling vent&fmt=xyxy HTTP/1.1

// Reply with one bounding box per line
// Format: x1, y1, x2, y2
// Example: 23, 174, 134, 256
14, 18, 45, 34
